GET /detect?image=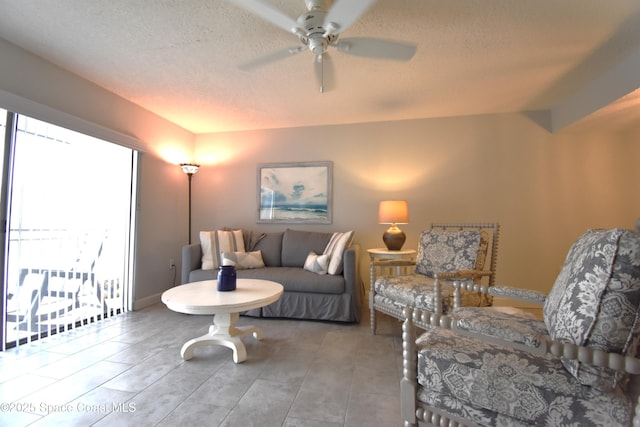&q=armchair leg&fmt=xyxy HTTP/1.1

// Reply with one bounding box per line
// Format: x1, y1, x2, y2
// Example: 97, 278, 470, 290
370, 261, 377, 334
401, 309, 417, 426
371, 307, 377, 334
